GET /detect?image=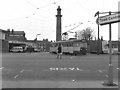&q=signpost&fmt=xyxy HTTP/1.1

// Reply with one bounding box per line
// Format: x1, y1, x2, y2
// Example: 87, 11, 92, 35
95, 11, 120, 86
97, 13, 120, 25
